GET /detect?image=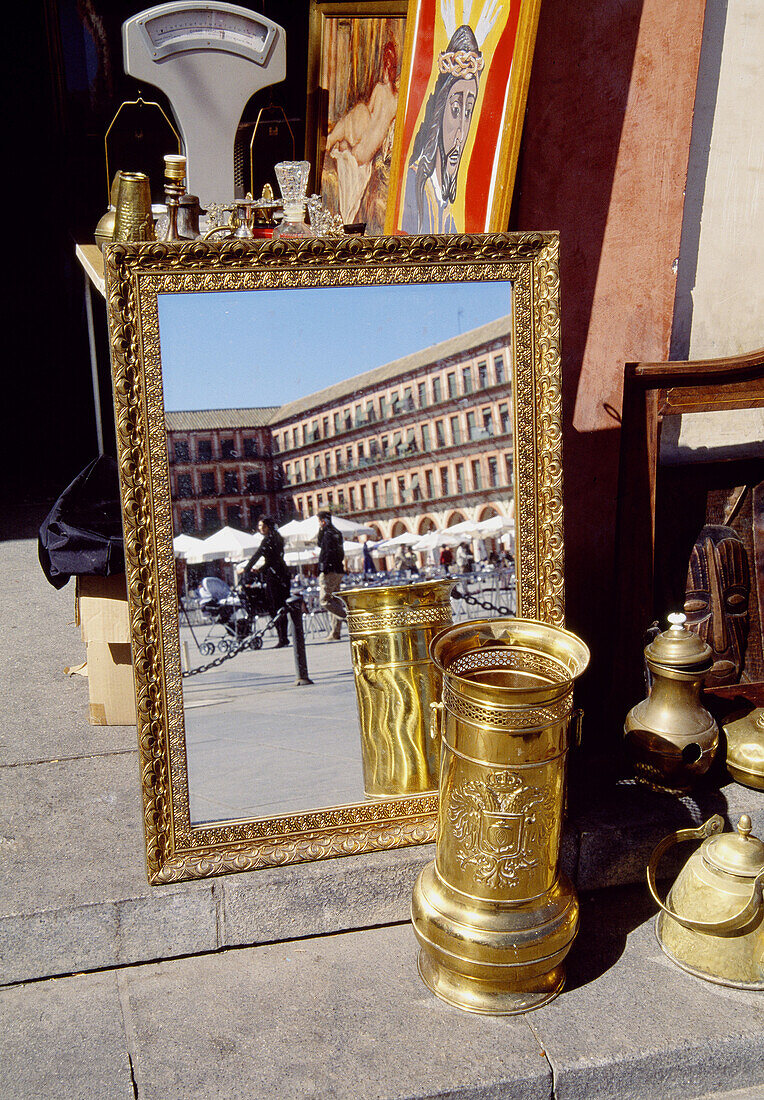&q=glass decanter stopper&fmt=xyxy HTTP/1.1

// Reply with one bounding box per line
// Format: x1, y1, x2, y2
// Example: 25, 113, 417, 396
272, 160, 313, 239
